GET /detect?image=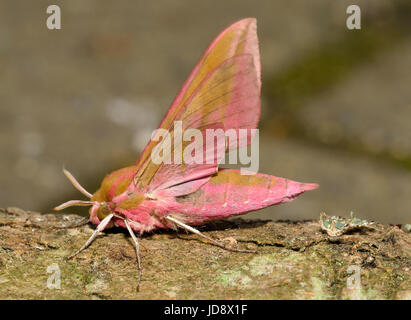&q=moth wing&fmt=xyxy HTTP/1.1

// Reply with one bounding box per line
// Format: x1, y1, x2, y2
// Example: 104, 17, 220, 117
133, 18, 261, 193
146, 122, 226, 193
172, 169, 319, 223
